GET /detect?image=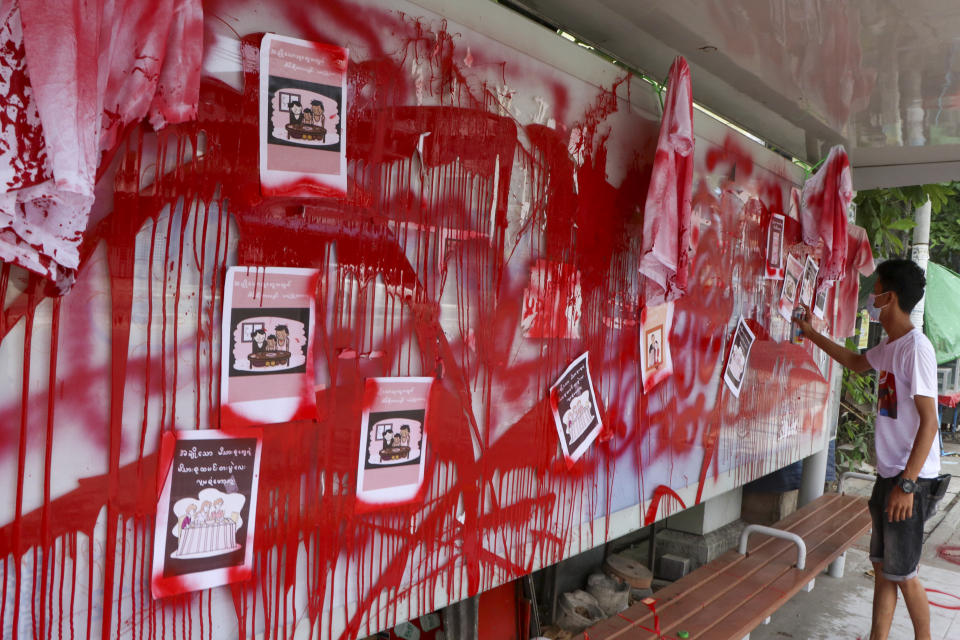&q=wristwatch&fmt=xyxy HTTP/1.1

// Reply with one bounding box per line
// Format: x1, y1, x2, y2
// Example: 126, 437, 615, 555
898, 477, 917, 494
